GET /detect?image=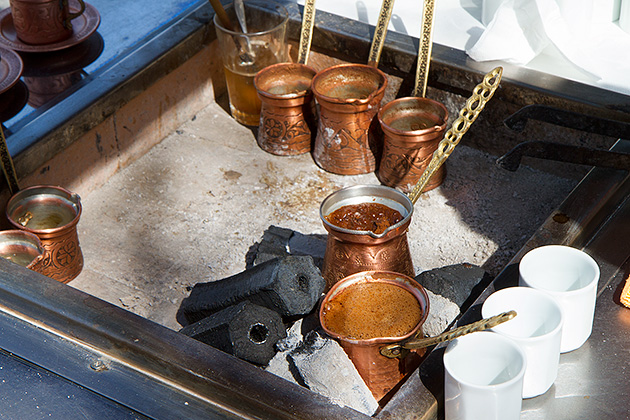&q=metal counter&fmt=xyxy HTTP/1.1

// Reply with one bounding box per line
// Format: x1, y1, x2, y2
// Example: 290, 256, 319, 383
401, 139, 630, 420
